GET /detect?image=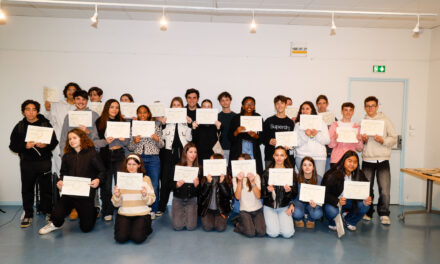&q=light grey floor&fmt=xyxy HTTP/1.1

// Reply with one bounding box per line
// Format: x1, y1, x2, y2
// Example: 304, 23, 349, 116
0, 205, 439, 264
